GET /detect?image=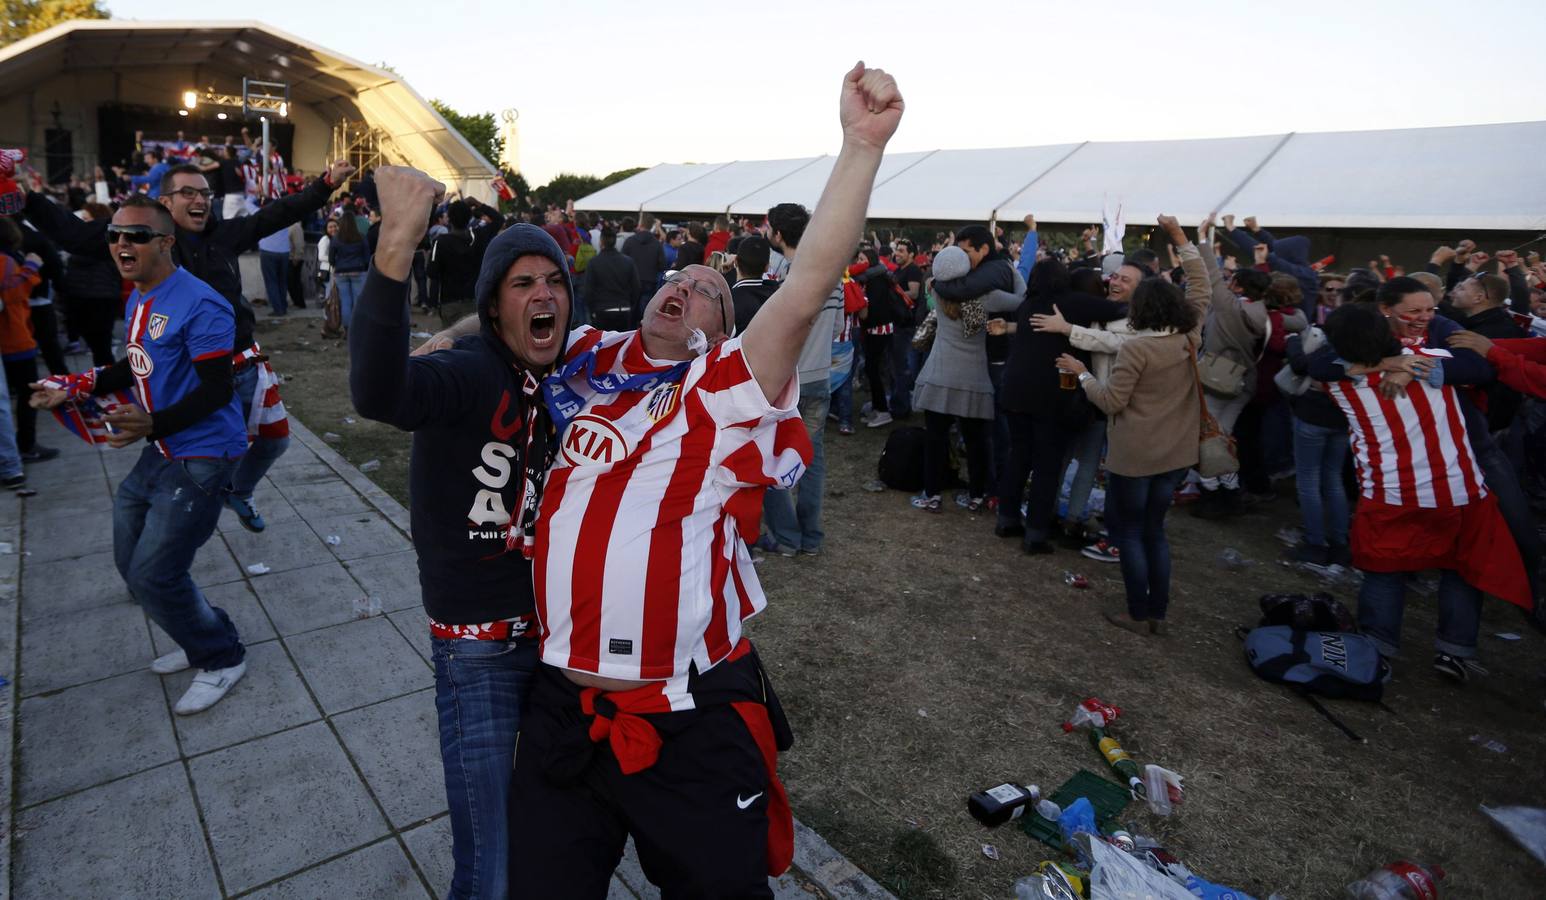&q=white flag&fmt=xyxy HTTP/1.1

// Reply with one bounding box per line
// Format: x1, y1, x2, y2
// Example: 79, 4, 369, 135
1101, 196, 1126, 256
